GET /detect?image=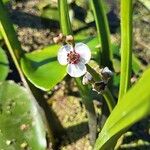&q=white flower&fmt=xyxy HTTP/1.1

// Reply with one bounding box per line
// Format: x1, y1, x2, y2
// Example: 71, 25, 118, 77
57, 43, 91, 77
